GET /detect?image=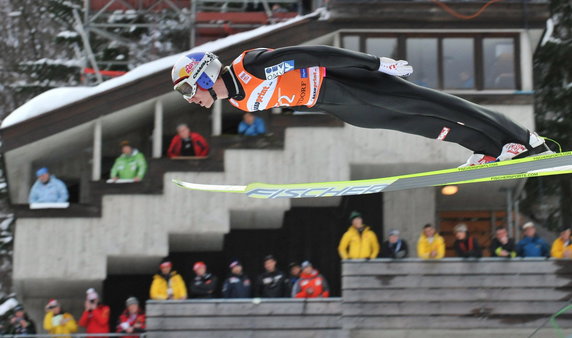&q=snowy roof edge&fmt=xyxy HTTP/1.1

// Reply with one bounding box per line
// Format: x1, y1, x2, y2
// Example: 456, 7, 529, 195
1, 10, 322, 130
